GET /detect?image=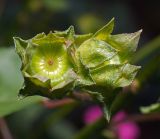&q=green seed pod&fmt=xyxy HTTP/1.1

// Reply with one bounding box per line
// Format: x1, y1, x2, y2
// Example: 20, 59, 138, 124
14, 30, 77, 98
77, 18, 141, 89
14, 18, 141, 121
76, 18, 141, 121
